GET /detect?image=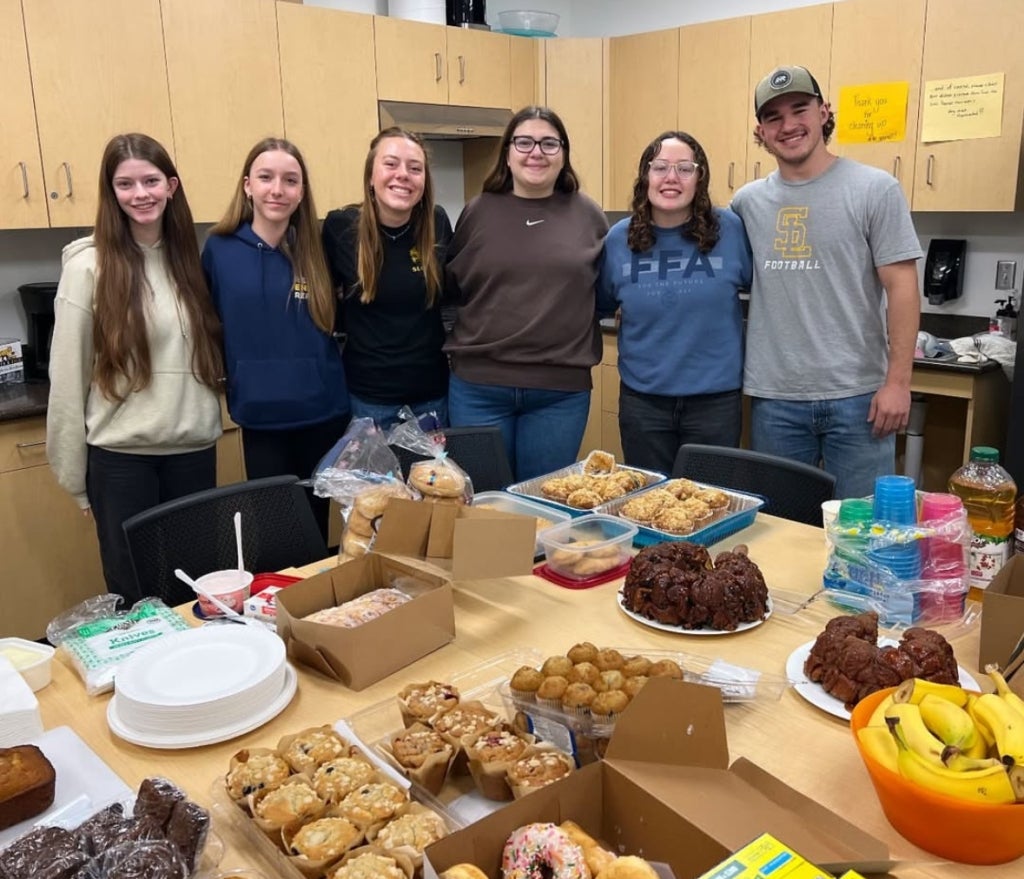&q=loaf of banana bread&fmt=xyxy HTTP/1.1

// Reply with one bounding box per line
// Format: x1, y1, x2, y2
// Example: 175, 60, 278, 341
0, 744, 56, 831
